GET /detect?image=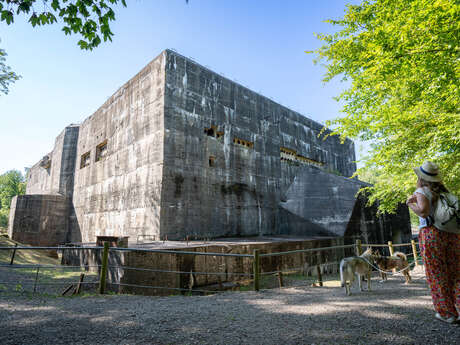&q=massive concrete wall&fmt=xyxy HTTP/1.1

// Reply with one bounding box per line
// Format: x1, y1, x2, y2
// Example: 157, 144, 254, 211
11, 49, 410, 245
8, 195, 68, 246
160, 50, 358, 239
26, 125, 79, 196
71, 52, 166, 243
279, 166, 365, 236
